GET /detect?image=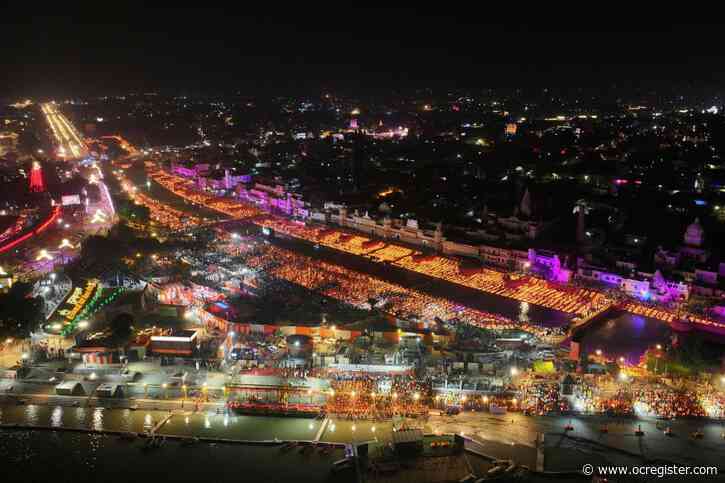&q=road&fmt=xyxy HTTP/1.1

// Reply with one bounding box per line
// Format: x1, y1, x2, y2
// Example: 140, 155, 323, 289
41, 103, 88, 160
